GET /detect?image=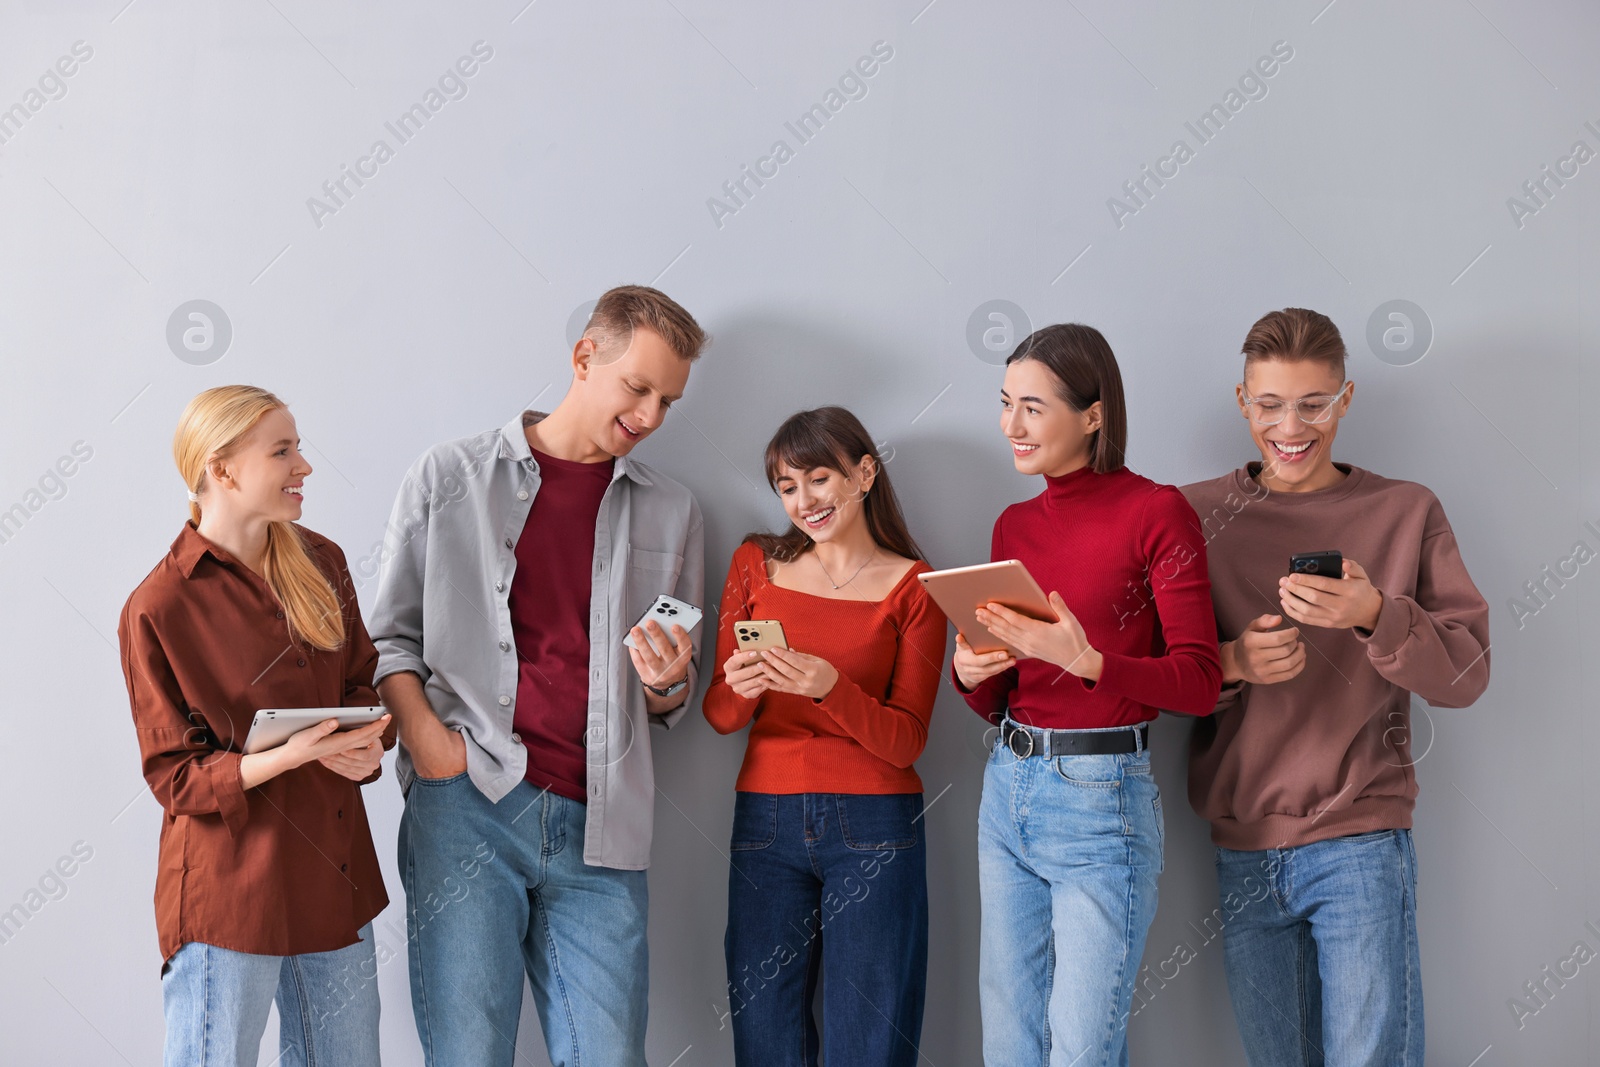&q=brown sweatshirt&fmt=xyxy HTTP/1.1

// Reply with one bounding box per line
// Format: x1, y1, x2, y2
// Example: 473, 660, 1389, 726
1180, 463, 1490, 850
